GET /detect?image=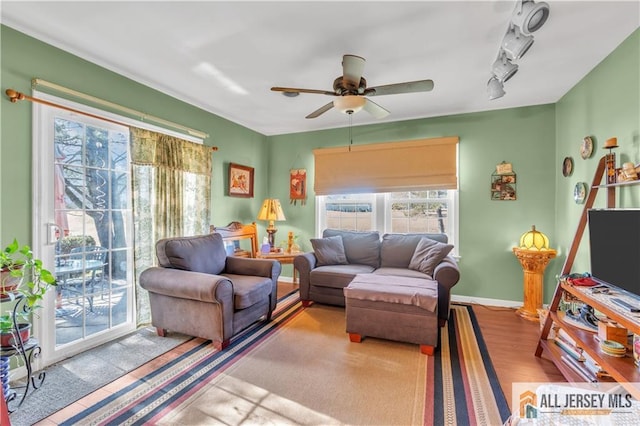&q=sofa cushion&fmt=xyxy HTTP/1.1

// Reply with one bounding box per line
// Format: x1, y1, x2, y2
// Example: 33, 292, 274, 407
310, 264, 374, 289
222, 273, 273, 310
159, 233, 226, 275
373, 267, 431, 280
380, 233, 448, 268
408, 237, 454, 277
310, 235, 348, 266
323, 229, 380, 268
